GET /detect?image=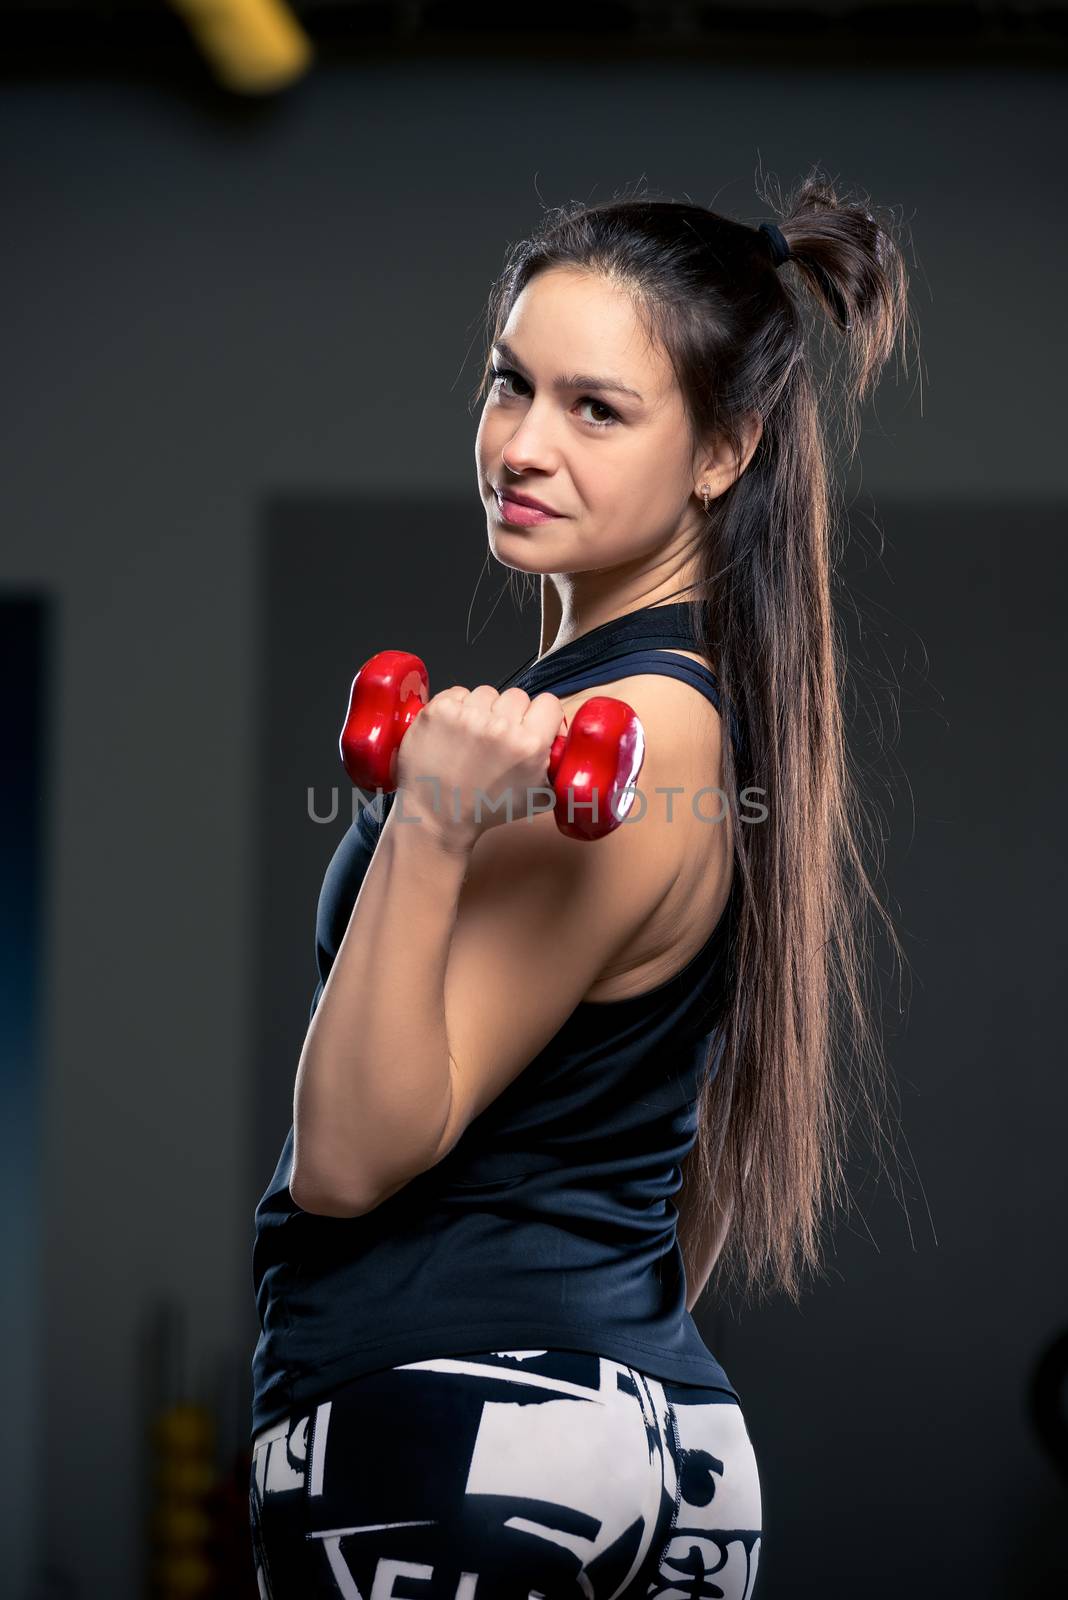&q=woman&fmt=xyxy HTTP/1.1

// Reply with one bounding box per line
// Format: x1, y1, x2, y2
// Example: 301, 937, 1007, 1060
250, 175, 913, 1598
